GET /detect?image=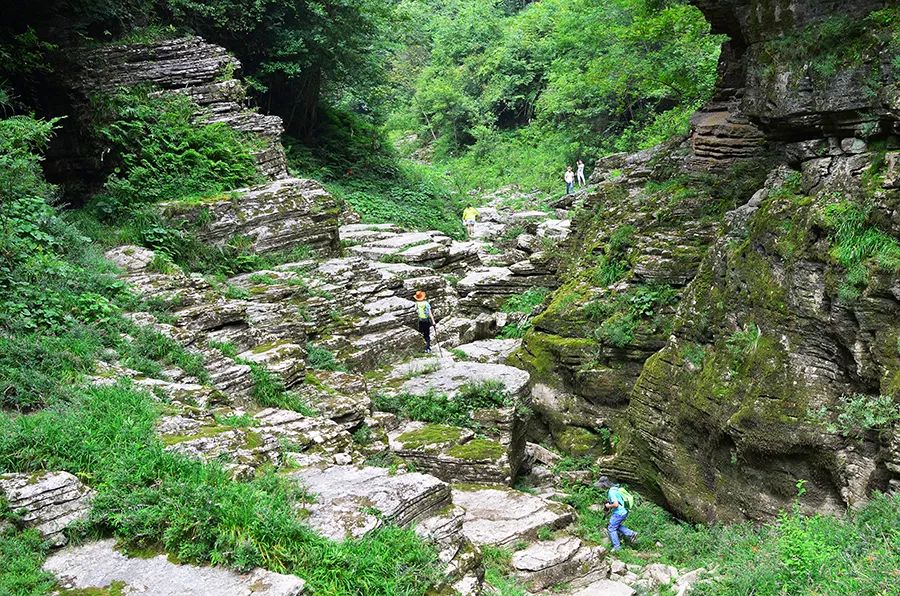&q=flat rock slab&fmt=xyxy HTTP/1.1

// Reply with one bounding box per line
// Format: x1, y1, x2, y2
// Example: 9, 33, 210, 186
400, 362, 530, 399
44, 539, 304, 595
289, 465, 451, 540
451, 485, 574, 547
454, 338, 521, 363
570, 579, 636, 596
0, 472, 93, 547
512, 536, 608, 591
